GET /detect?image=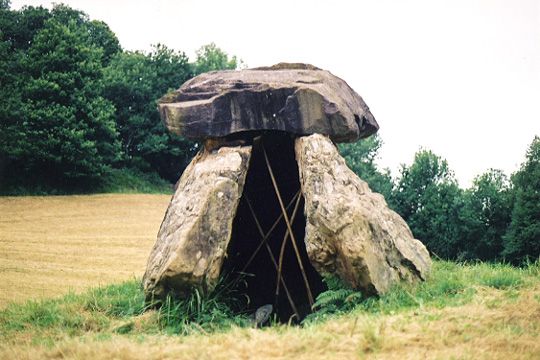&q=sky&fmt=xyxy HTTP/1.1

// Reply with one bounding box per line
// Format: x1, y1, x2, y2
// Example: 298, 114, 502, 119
11, 0, 540, 187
